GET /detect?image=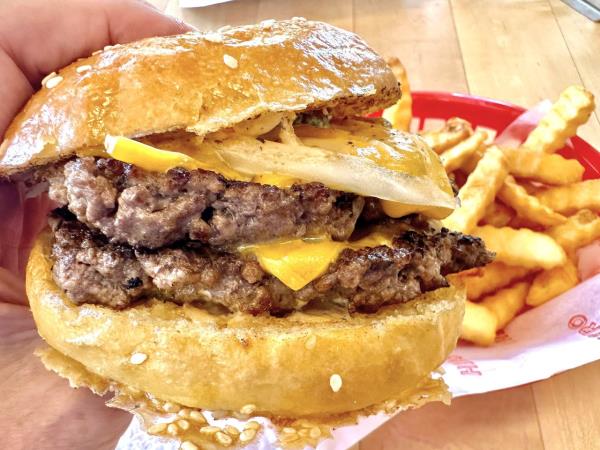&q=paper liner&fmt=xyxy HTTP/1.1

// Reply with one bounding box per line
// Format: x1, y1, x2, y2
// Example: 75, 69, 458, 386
36, 344, 450, 450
